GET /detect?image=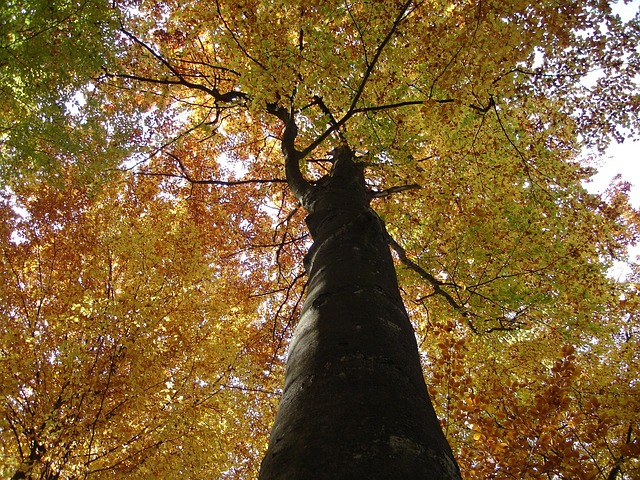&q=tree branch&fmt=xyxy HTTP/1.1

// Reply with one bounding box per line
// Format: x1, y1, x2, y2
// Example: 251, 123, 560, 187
298, 1, 413, 159
139, 153, 288, 186
386, 235, 528, 335
370, 183, 420, 198
267, 104, 314, 208
214, 0, 270, 73
387, 236, 464, 312
313, 95, 347, 144
299, 97, 492, 159
116, 28, 247, 104
347, 0, 414, 114
299, 113, 353, 159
